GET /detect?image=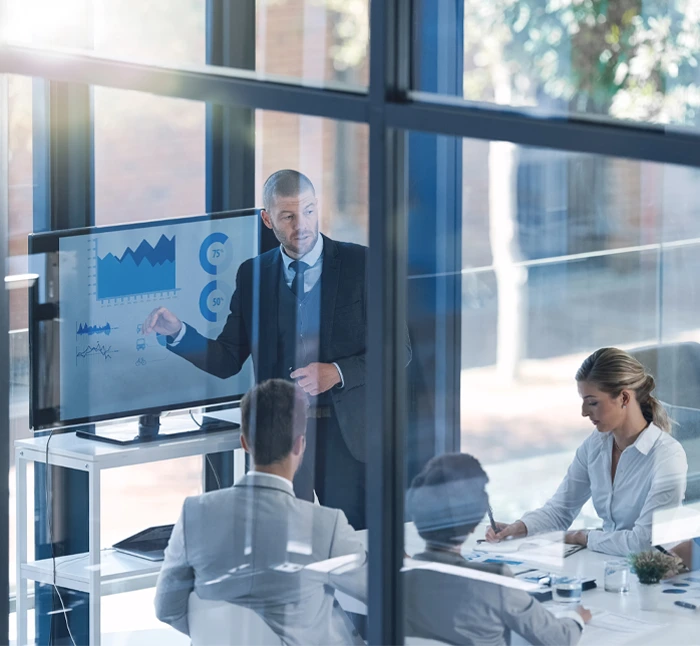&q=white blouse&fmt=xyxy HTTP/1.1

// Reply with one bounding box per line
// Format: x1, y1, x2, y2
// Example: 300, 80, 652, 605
520, 424, 688, 556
